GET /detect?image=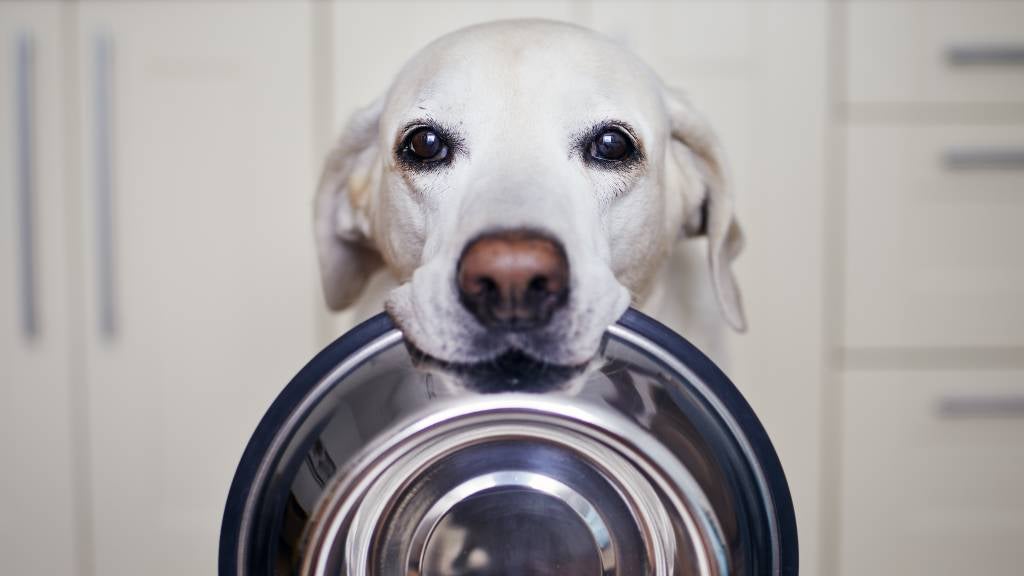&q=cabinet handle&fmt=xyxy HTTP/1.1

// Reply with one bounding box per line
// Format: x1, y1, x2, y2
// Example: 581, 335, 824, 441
937, 395, 1024, 419
943, 147, 1024, 171
946, 44, 1024, 67
14, 34, 37, 339
94, 35, 116, 339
